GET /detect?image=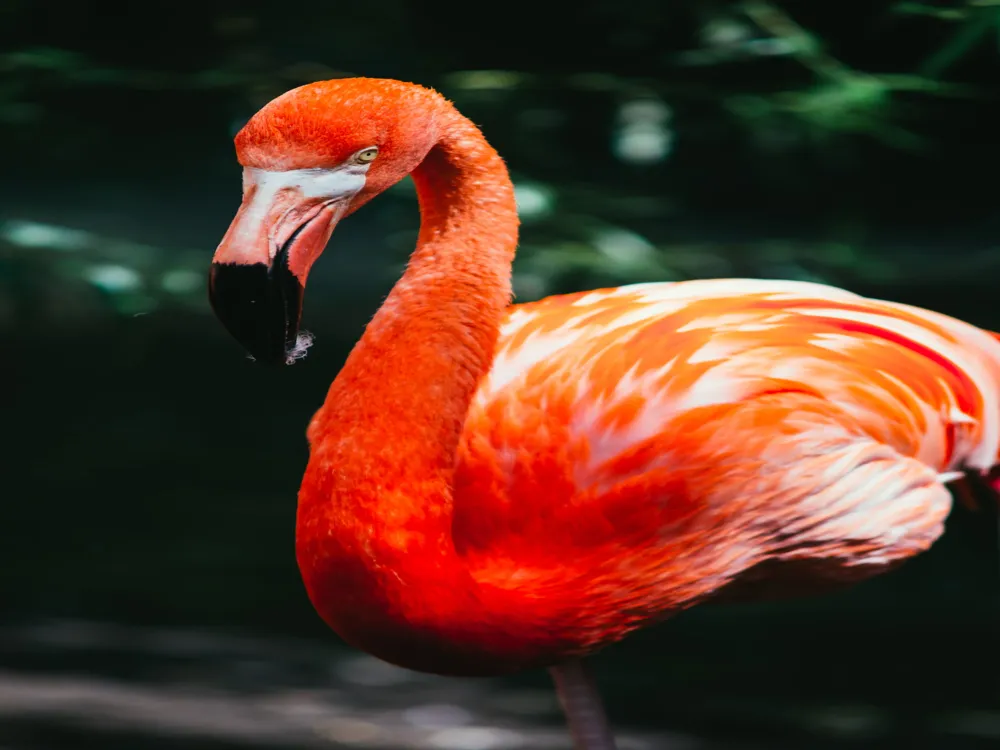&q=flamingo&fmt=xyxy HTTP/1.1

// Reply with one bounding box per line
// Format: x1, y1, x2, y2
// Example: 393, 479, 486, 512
209, 77, 1000, 750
